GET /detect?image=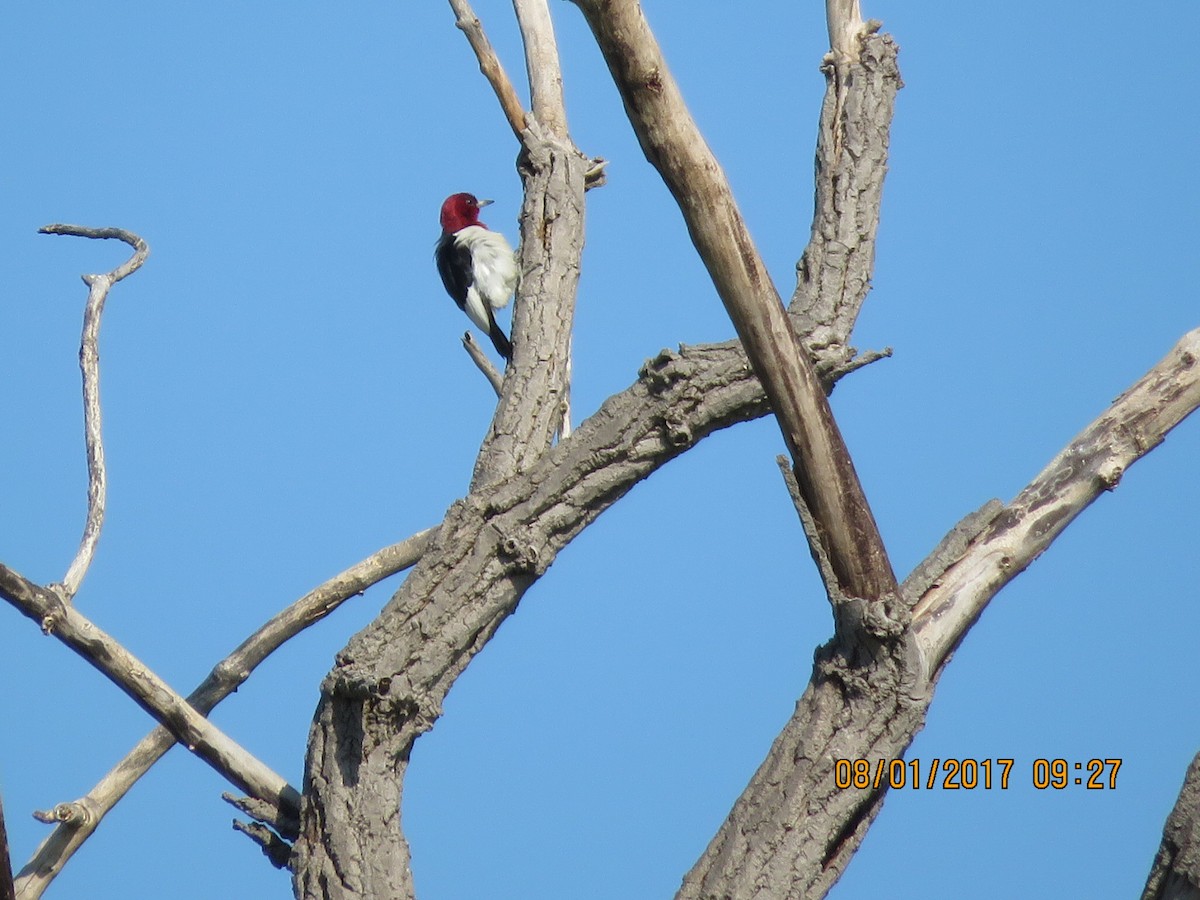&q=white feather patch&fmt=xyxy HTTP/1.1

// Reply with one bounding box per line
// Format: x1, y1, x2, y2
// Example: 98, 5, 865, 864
455, 225, 518, 311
